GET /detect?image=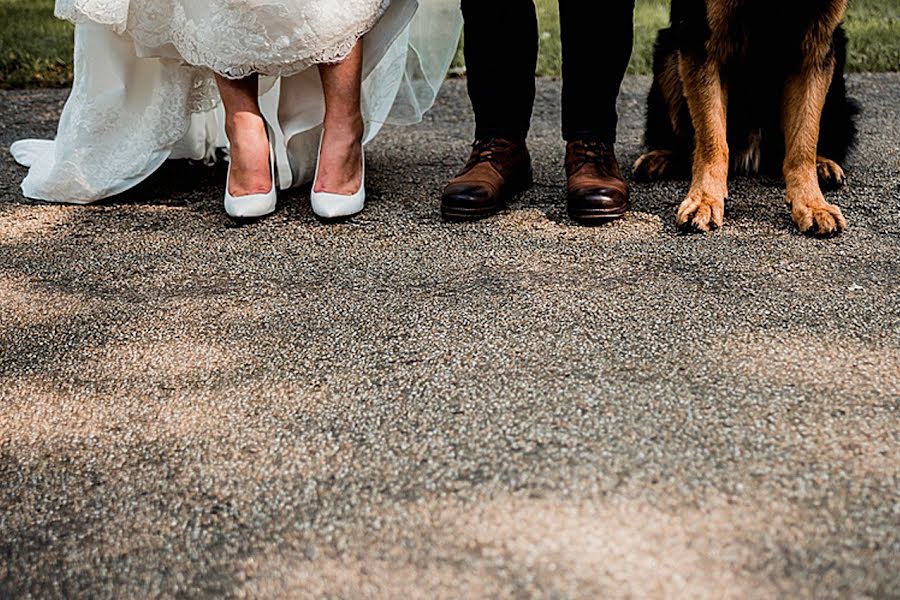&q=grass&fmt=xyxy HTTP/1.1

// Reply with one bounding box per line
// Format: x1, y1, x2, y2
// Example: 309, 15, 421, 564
843, 0, 900, 73
1, 0, 898, 88
0, 0, 72, 87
